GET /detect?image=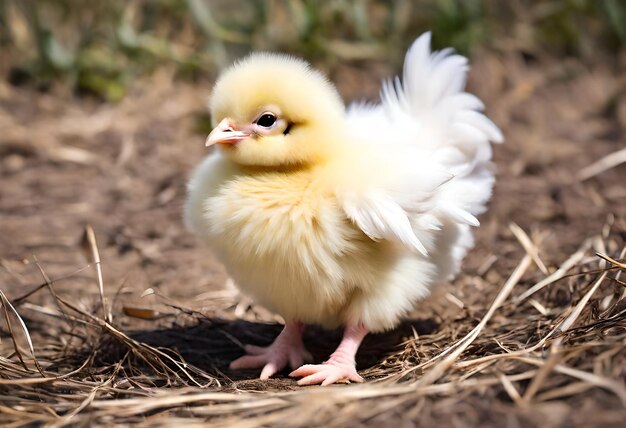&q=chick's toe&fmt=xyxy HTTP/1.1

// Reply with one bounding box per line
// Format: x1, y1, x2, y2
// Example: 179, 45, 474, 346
229, 322, 312, 380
